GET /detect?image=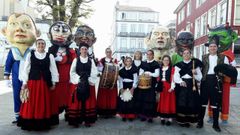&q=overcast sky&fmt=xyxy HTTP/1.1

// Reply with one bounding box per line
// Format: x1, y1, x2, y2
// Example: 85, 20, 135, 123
82, 0, 182, 58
